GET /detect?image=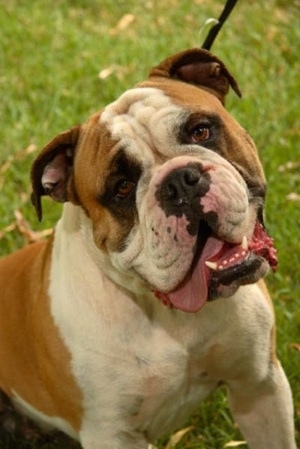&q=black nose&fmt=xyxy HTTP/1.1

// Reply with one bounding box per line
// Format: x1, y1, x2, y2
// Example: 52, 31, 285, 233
157, 165, 210, 210
163, 168, 199, 202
